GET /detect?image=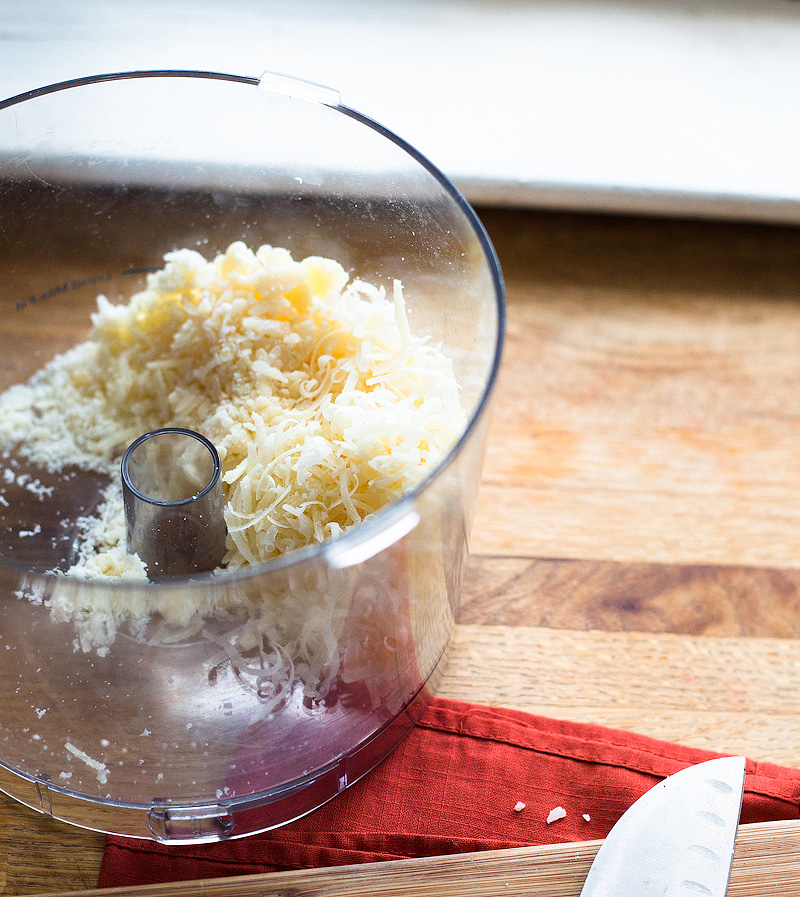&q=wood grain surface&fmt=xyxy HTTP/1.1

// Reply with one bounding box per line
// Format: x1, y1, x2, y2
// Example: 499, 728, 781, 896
5, 206, 800, 894
25, 820, 800, 897
472, 208, 800, 570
